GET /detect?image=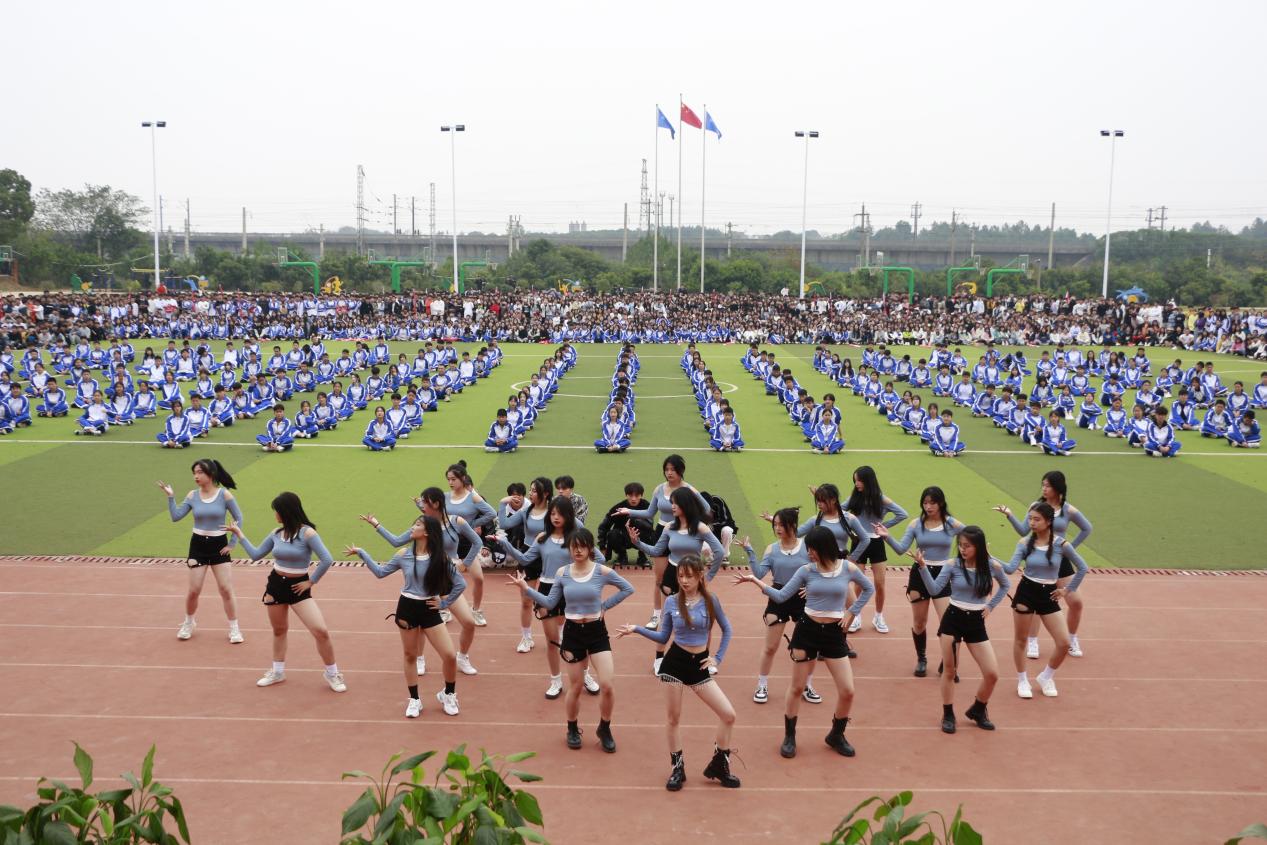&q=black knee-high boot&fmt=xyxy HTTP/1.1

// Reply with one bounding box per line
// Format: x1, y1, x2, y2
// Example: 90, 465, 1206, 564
912, 629, 927, 677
